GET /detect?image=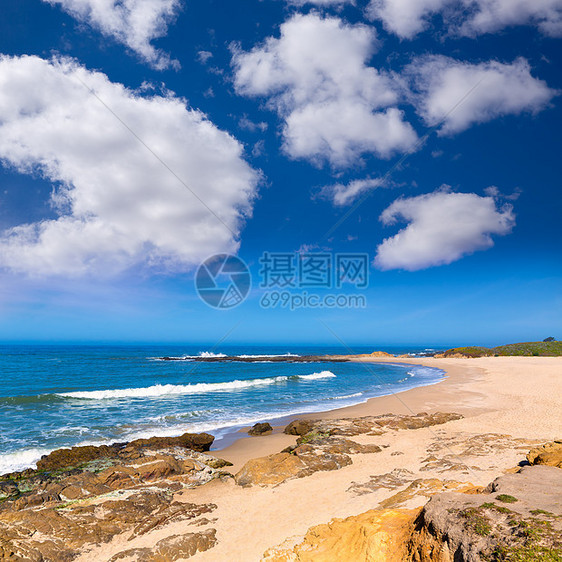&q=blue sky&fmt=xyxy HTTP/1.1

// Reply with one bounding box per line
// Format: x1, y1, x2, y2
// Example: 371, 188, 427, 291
0, 0, 560, 346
